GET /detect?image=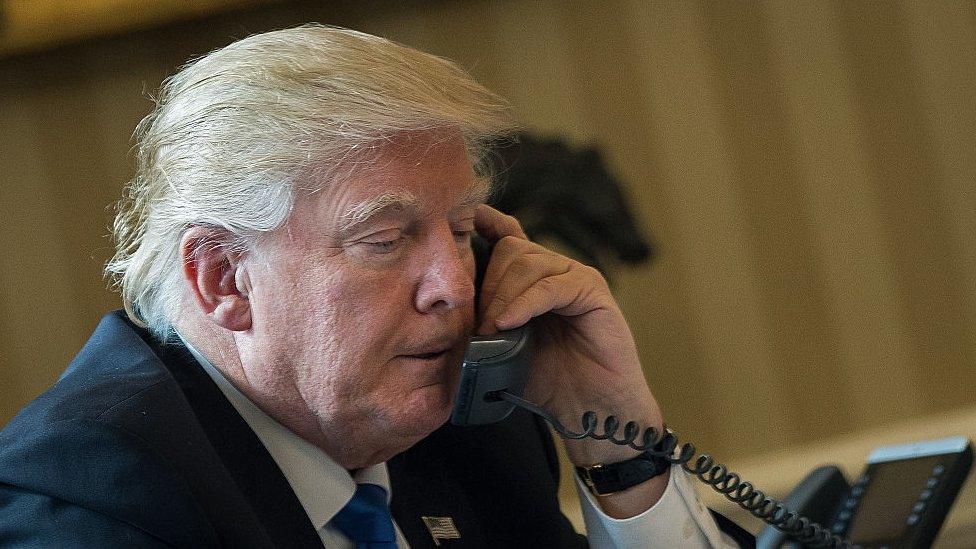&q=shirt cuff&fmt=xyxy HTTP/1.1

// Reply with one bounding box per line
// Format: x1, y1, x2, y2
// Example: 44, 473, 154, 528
575, 464, 740, 548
